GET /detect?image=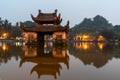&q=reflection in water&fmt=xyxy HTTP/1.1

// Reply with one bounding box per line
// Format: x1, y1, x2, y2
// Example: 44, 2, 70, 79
97, 42, 106, 50
1, 41, 120, 80
69, 42, 120, 68
31, 63, 62, 78
74, 42, 96, 50
2, 42, 8, 51
74, 53, 112, 68
22, 46, 37, 57
0, 41, 24, 65
74, 42, 106, 51
53, 46, 67, 58
20, 42, 69, 79
15, 42, 23, 47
